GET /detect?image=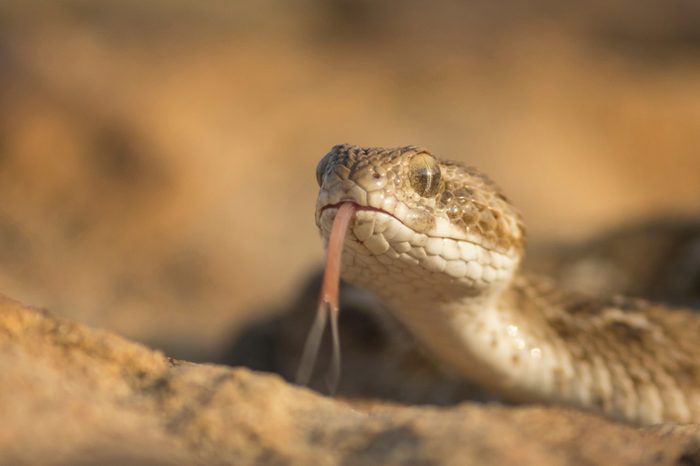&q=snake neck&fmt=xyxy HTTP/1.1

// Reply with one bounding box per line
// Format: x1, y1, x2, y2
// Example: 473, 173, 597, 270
345, 269, 565, 402
348, 269, 700, 425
